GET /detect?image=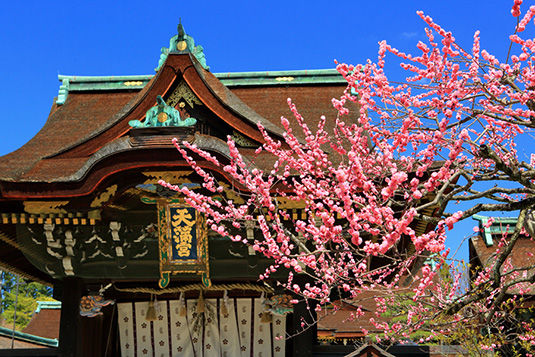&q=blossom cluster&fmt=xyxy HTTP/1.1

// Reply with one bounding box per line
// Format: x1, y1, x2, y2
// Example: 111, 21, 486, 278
162, 0, 535, 349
